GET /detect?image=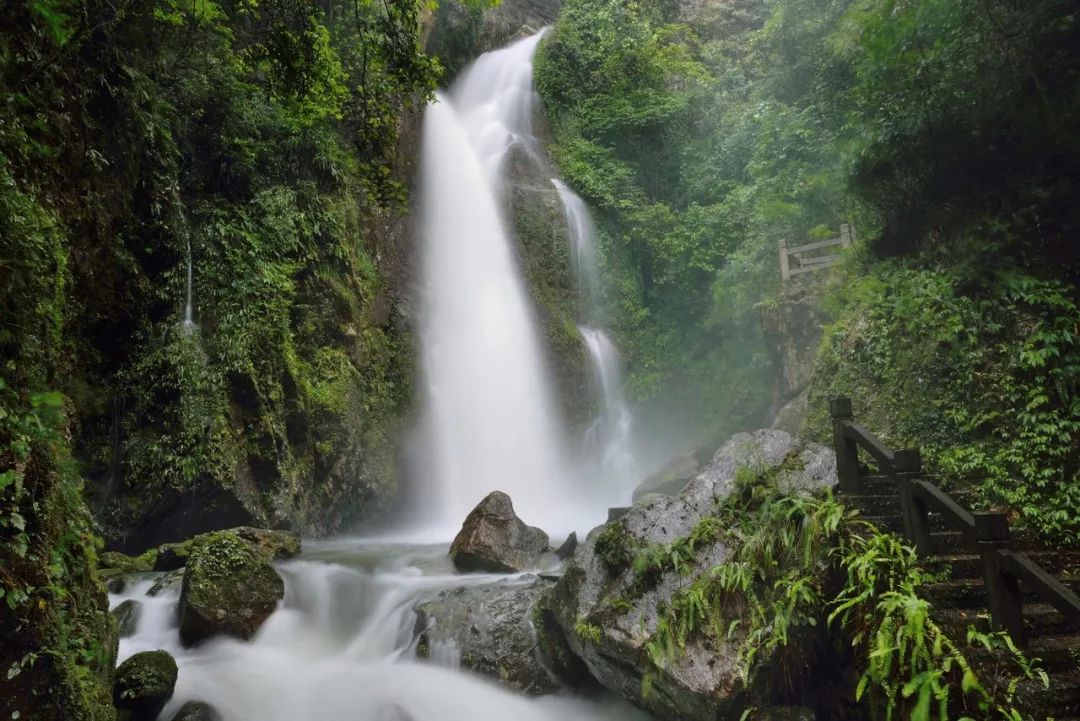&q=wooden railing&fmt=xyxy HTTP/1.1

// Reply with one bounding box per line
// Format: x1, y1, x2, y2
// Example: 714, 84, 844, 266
829, 397, 1080, 645
779, 224, 853, 281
